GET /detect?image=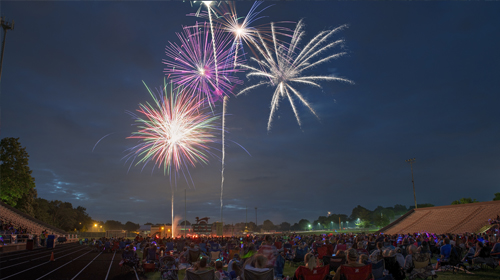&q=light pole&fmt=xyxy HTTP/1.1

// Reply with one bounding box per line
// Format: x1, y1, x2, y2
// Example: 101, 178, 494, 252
0, 17, 14, 80
406, 158, 417, 209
